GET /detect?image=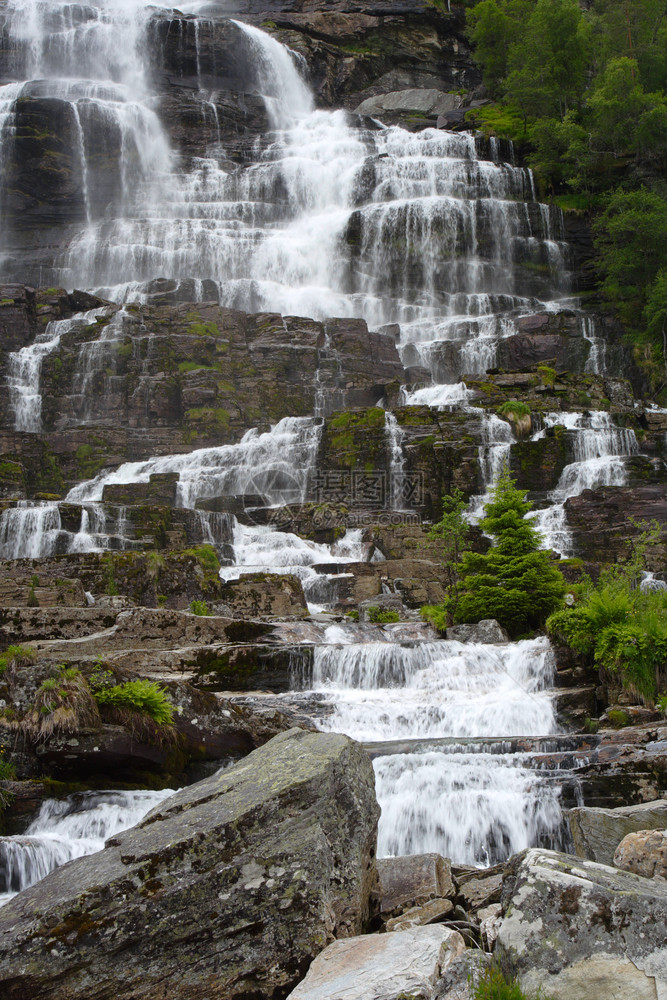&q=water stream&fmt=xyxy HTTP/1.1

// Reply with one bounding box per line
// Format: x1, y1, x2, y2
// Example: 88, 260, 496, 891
0, 787, 174, 908
0, 2, 644, 876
